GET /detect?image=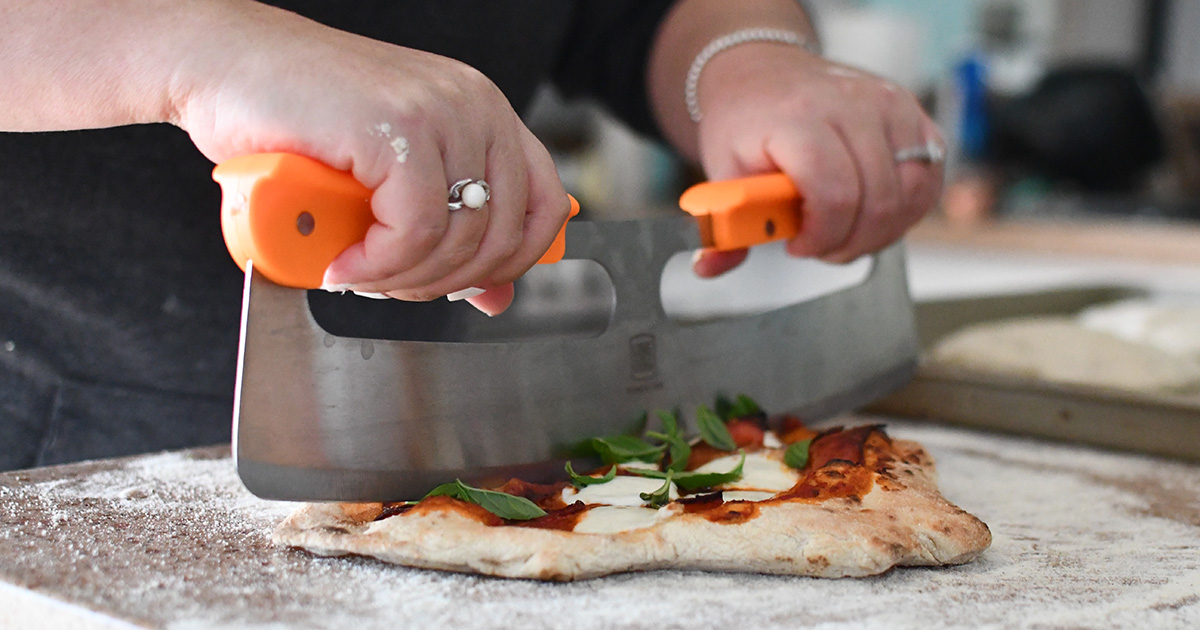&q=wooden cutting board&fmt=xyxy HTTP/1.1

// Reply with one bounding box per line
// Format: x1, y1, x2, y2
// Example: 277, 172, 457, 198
2, 418, 1199, 629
